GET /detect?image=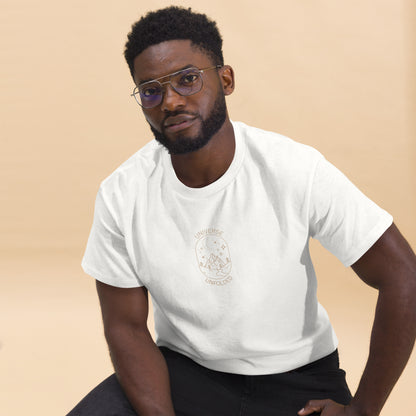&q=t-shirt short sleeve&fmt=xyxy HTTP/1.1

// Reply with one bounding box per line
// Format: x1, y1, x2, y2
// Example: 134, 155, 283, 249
309, 157, 393, 267
81, 187, 144, 288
